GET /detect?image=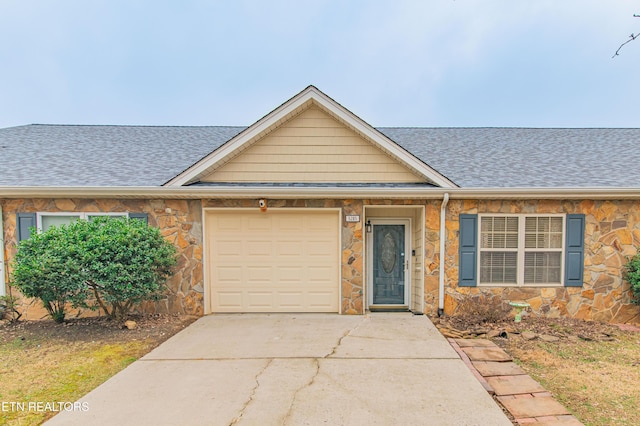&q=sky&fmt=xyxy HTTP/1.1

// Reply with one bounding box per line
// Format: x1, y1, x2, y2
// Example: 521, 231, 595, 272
2, 0, 640, 129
